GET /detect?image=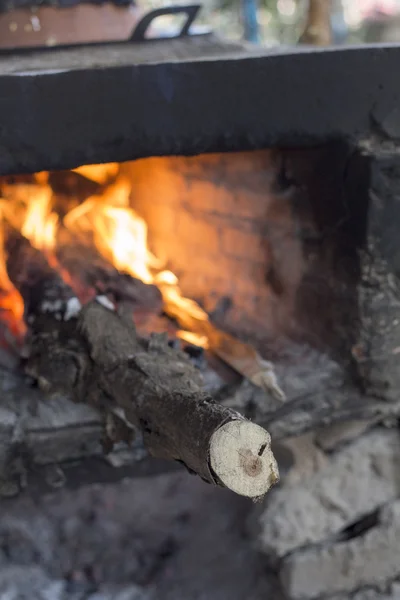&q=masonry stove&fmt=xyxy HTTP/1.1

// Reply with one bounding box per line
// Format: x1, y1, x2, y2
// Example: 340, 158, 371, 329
1, 11, 400, 597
